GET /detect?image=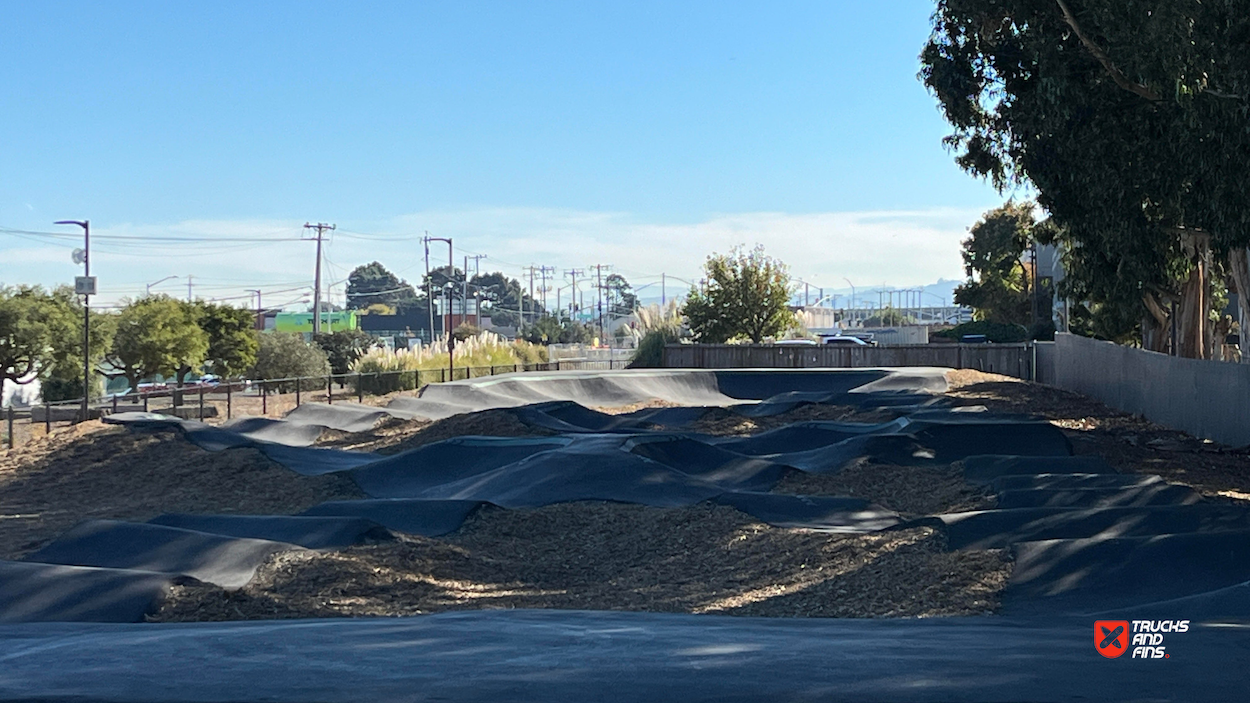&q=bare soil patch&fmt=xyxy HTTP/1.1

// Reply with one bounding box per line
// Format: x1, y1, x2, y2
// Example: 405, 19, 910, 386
0, 422, 361, 559
946, 370, 1250, 499
151, 502, 1010, 622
